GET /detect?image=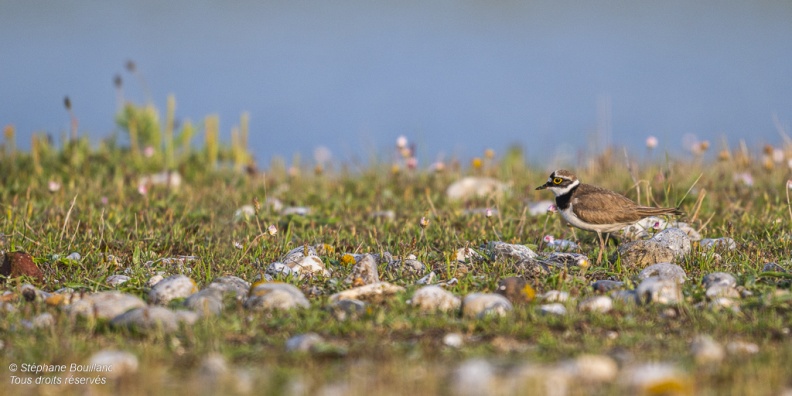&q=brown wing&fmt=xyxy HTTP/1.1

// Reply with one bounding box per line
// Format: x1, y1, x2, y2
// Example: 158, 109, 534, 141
571, 184, 679, 225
